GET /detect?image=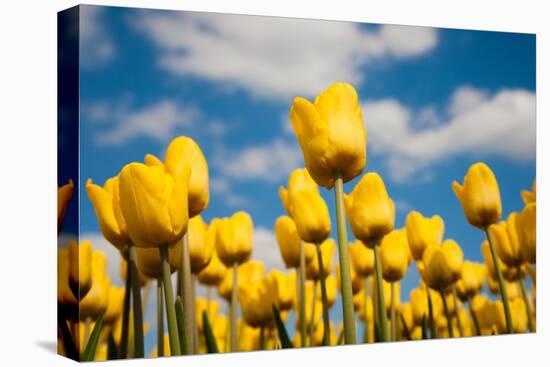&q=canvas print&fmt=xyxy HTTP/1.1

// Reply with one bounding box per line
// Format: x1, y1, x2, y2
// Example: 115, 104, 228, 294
57, 4, 536, 361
